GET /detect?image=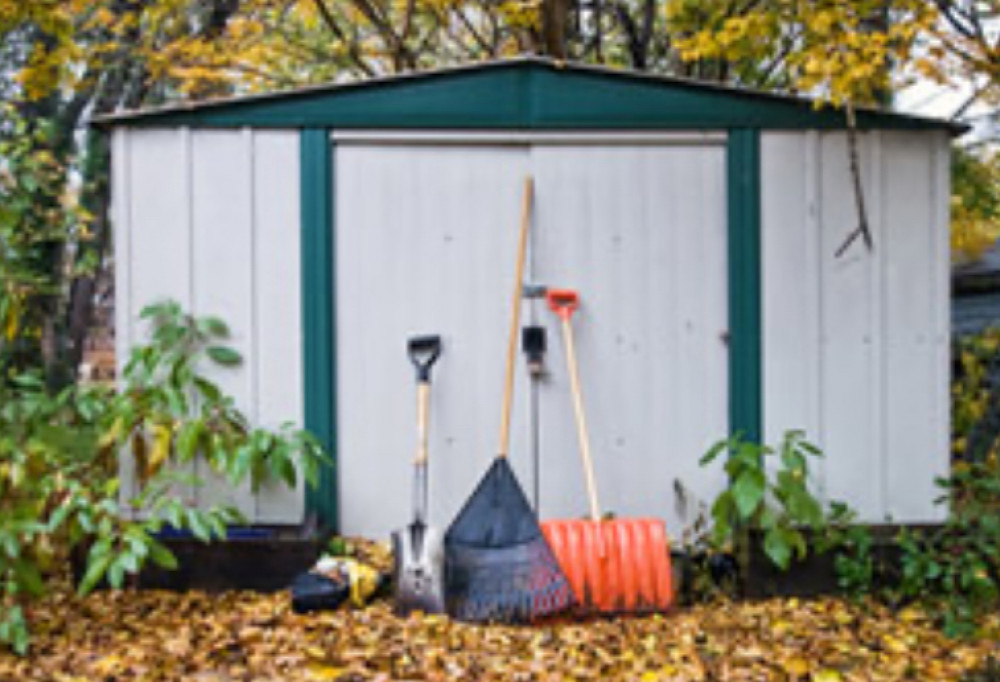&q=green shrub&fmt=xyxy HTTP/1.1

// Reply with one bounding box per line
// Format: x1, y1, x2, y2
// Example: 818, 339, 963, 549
700, 430, 827, 573
820, 457, 1000, 637
890, 458, 1000, 637
819, 501, 876, 596
952, 328, 1000, 464
0, 300, 328, 653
